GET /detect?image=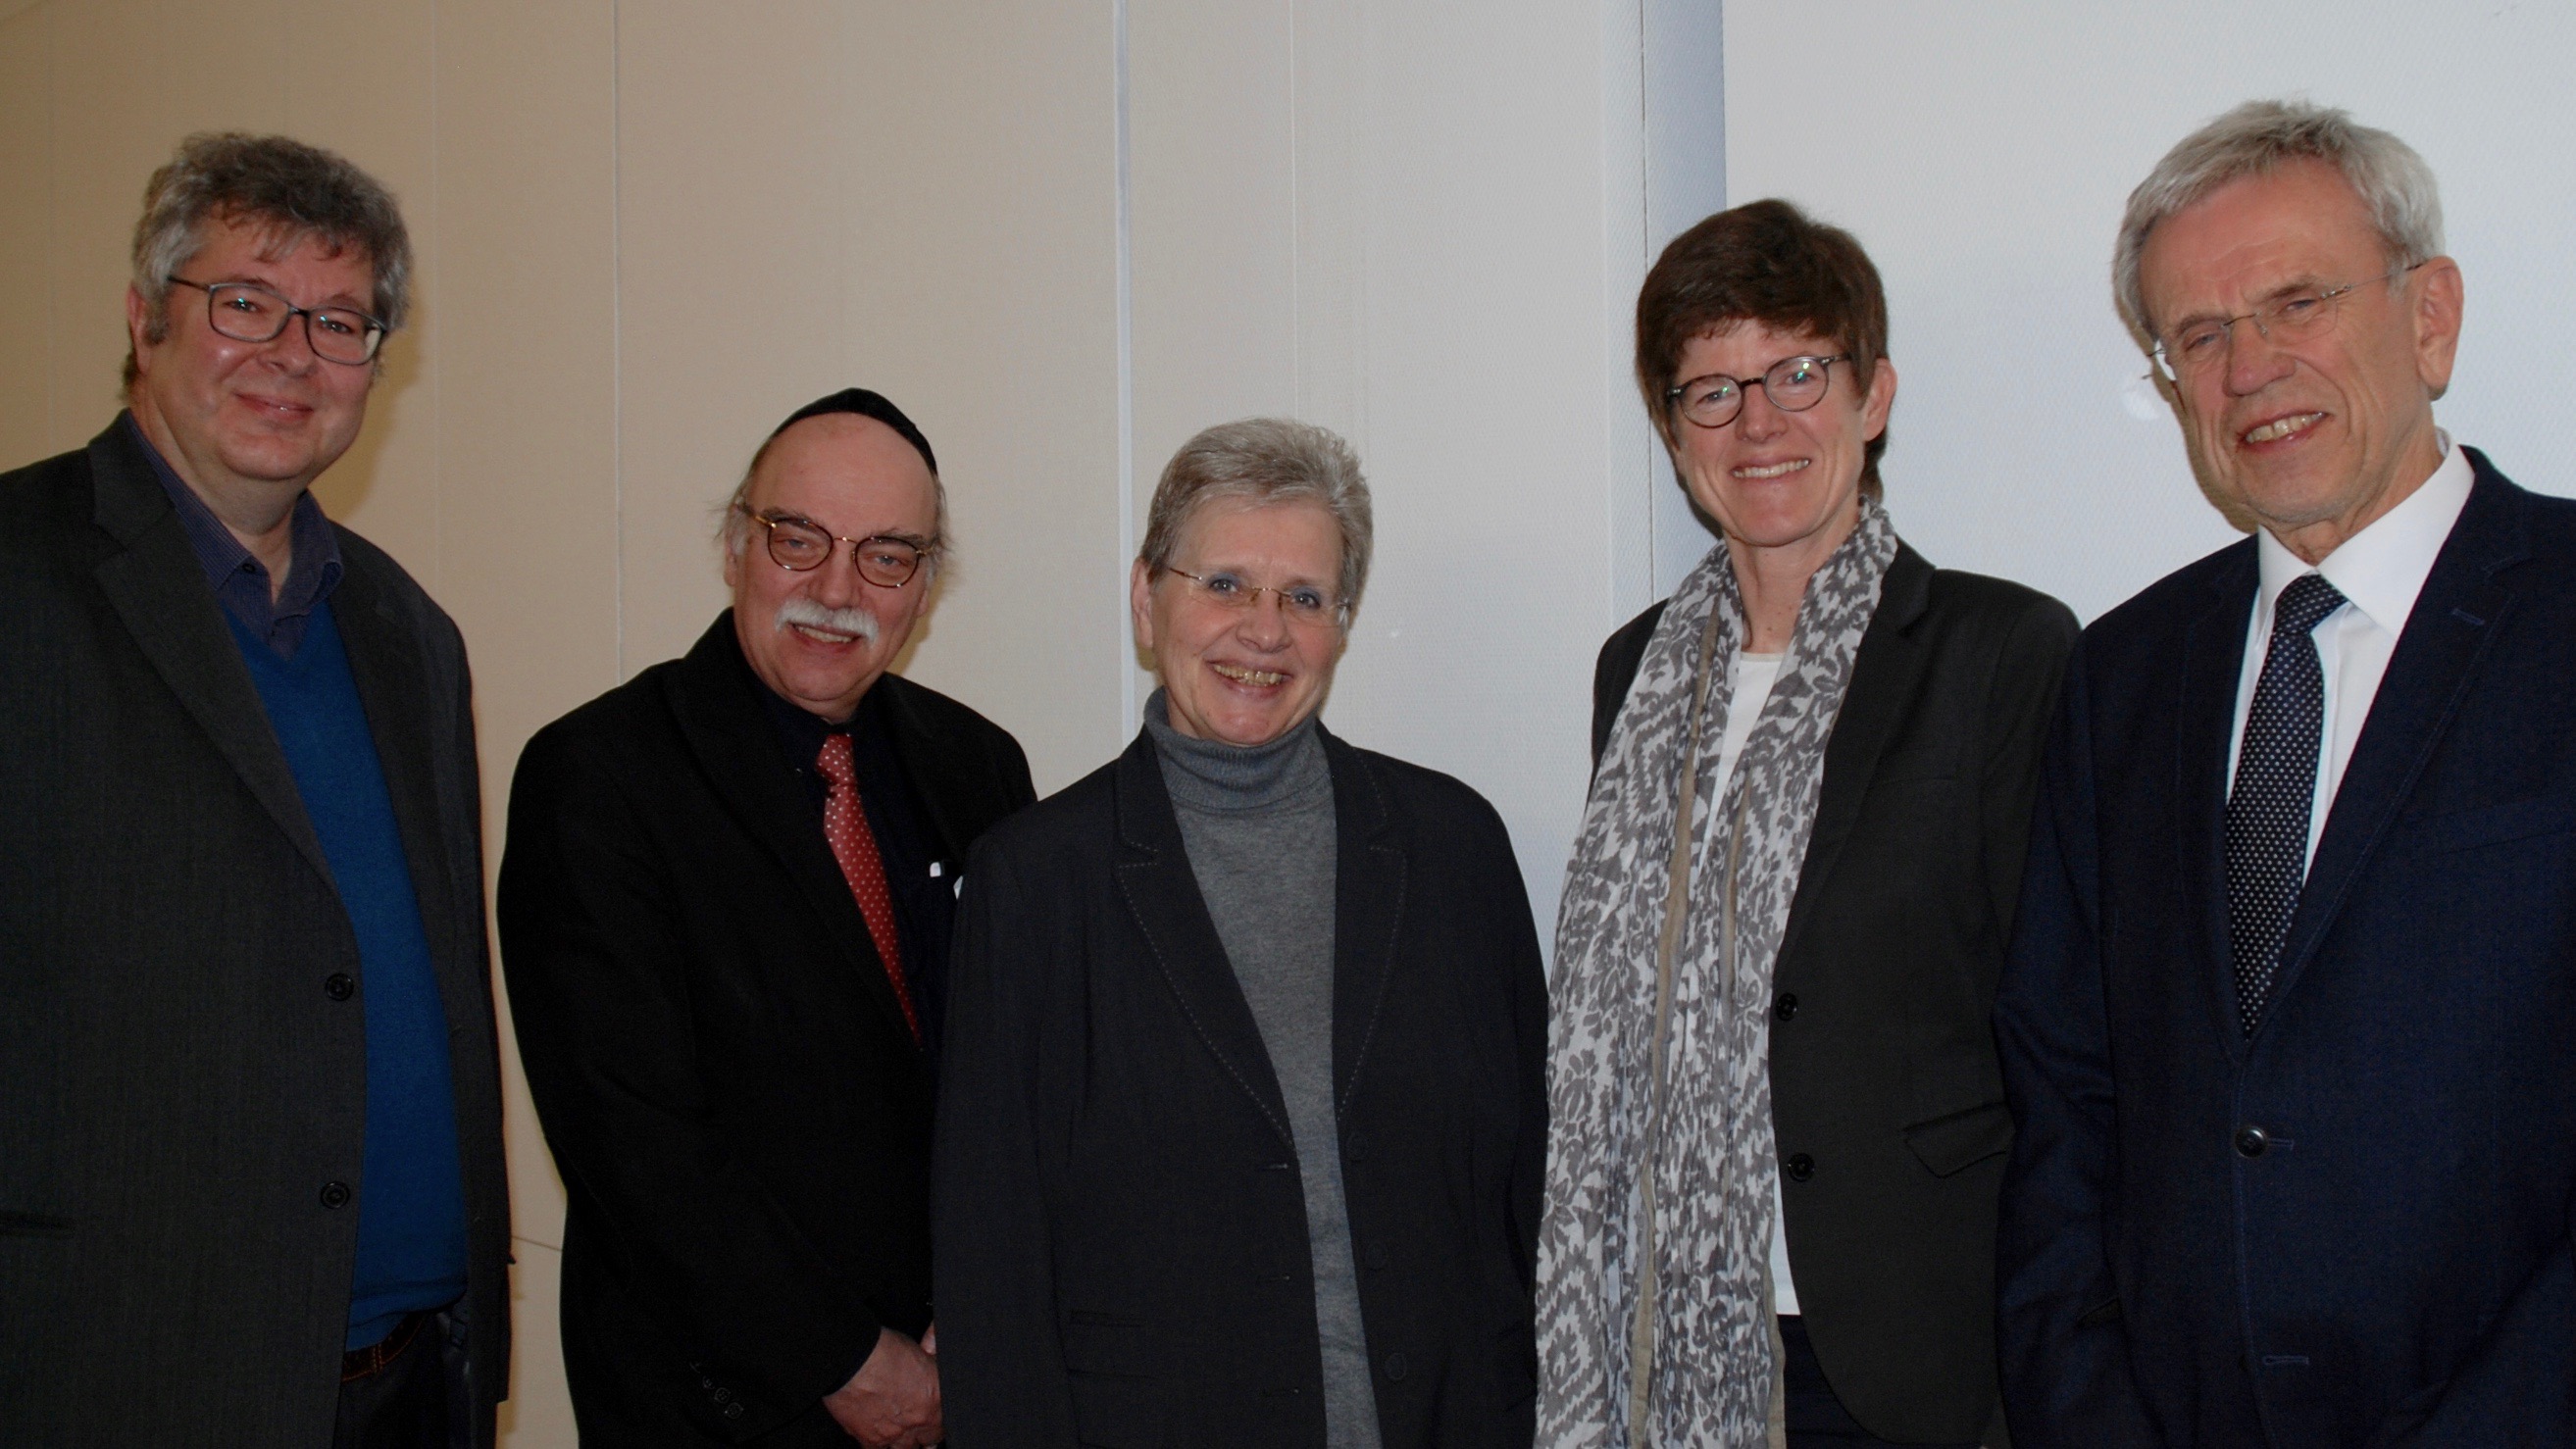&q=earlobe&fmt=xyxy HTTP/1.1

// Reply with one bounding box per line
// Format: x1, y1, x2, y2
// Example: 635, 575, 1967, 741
1129, 561, 1157, 655
2414, 258, 2465, 397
